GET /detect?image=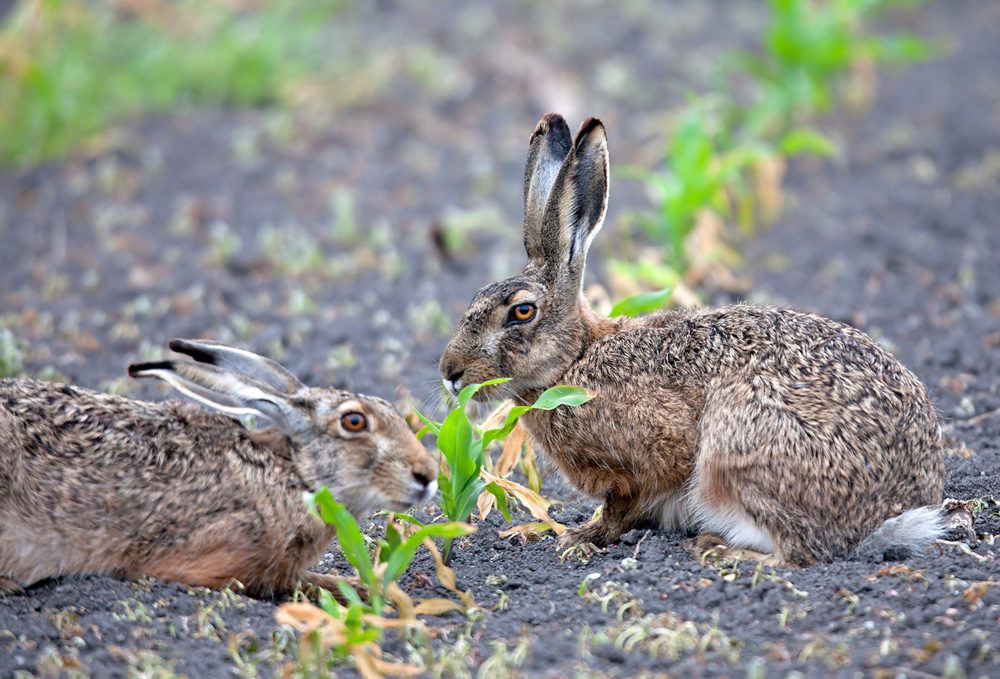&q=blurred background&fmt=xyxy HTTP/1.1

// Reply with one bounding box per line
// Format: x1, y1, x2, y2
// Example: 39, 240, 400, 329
0, 0, 994, 415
